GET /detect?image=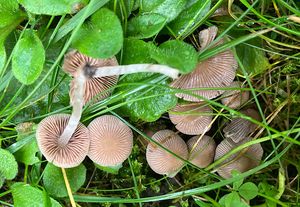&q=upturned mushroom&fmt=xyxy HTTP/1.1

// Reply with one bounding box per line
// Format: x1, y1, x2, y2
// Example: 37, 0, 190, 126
223, 108, 261, 143
146, 130, 188, 177
221, 81, 250, 109
214, 138, 263, 178
60, 50, 180, 148
187, 135, 216, 168
36, 114, 89, 168
88, 115, 133, 167
171, 26, 238, 102
168, 102, 213, 135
